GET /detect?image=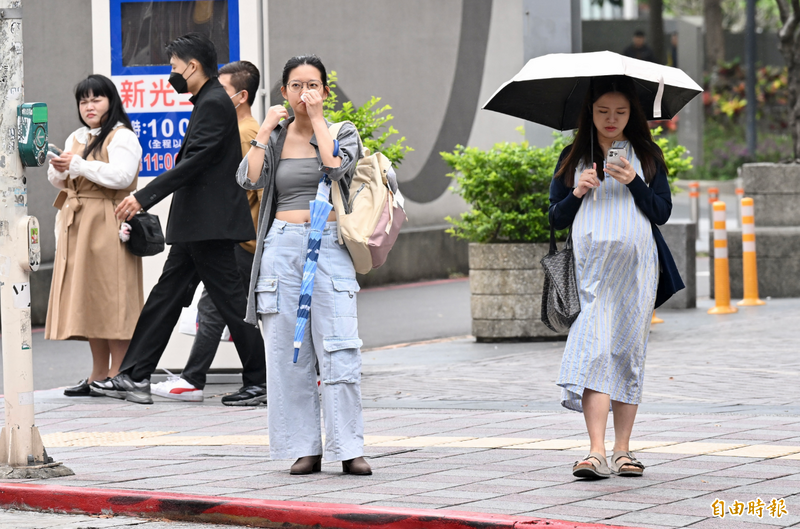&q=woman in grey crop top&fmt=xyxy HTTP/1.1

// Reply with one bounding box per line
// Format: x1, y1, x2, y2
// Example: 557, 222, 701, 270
274, 157, 324, 211
237, 55, 370, 477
